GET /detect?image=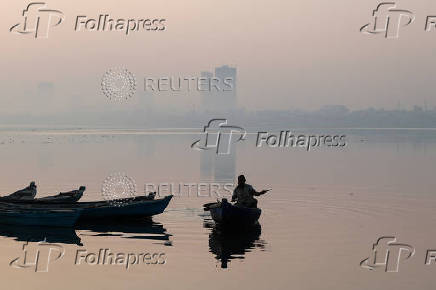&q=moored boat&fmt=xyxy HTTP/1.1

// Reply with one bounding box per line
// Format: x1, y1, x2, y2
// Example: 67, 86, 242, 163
0, 195, 173, 221
78, 195, 173, 220
0, 207, 81, 227
36, 186, 86, 203
0, 186, 86, 203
